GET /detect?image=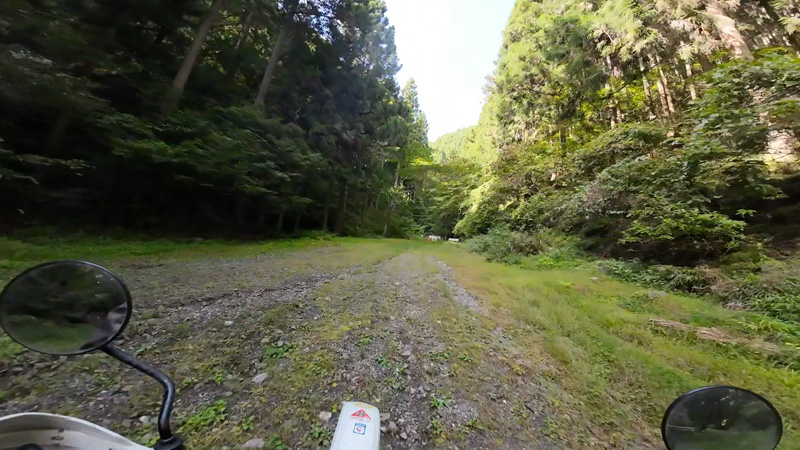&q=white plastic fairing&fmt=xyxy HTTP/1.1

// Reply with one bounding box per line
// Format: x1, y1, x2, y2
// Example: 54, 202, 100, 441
329, 402, 380, 450
0, 412, 150, 450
